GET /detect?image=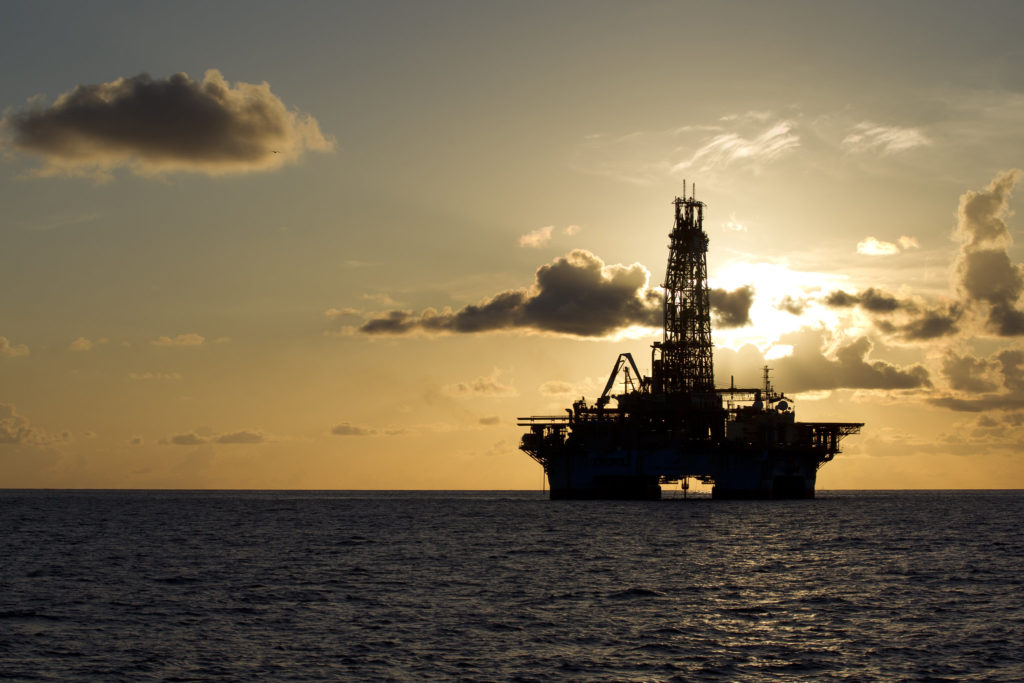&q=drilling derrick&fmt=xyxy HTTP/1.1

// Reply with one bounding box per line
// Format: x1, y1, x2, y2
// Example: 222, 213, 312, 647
654, 188, 714, 395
